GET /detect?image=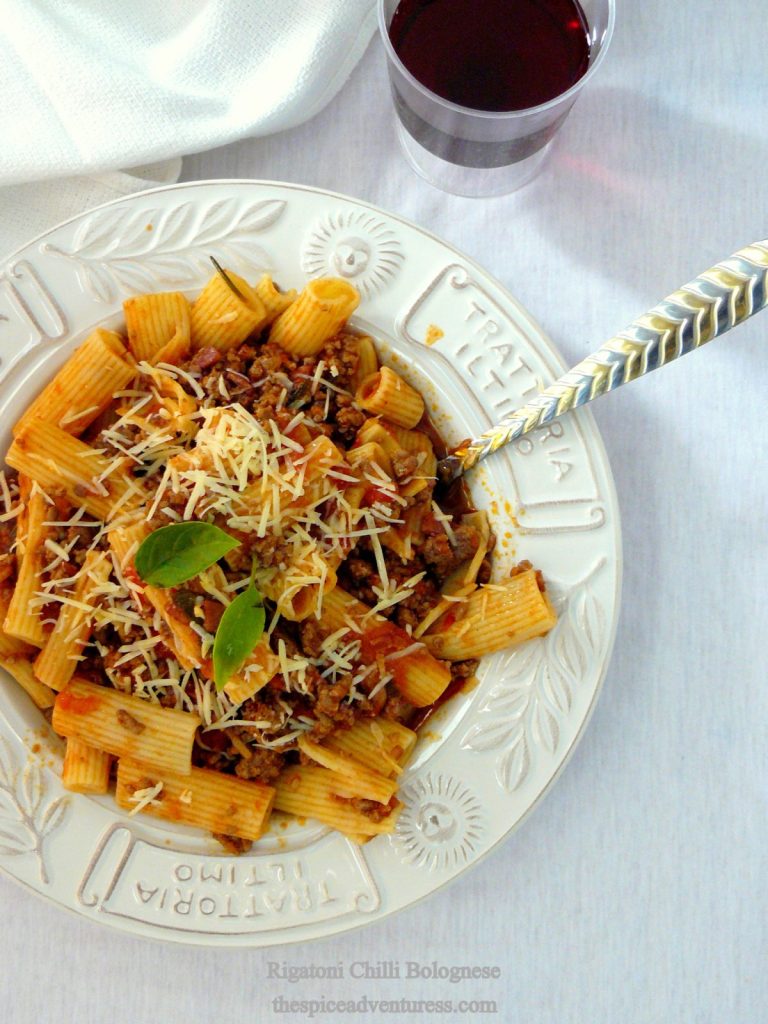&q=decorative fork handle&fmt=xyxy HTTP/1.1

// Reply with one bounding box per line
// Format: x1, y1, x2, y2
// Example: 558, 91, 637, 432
437, 240, 768, 483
